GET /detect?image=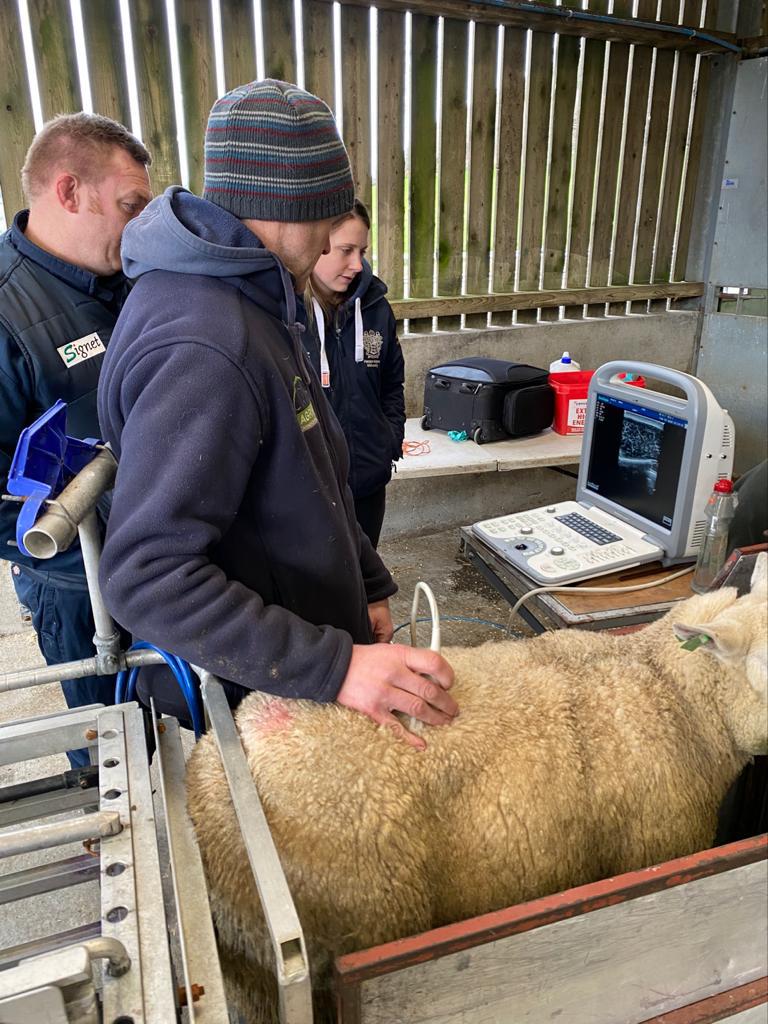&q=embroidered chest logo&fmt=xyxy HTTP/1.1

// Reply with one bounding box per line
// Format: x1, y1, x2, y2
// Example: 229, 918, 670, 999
57, 332, 105, 368
292, 375, 318, 433
363, 329, 383, 367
